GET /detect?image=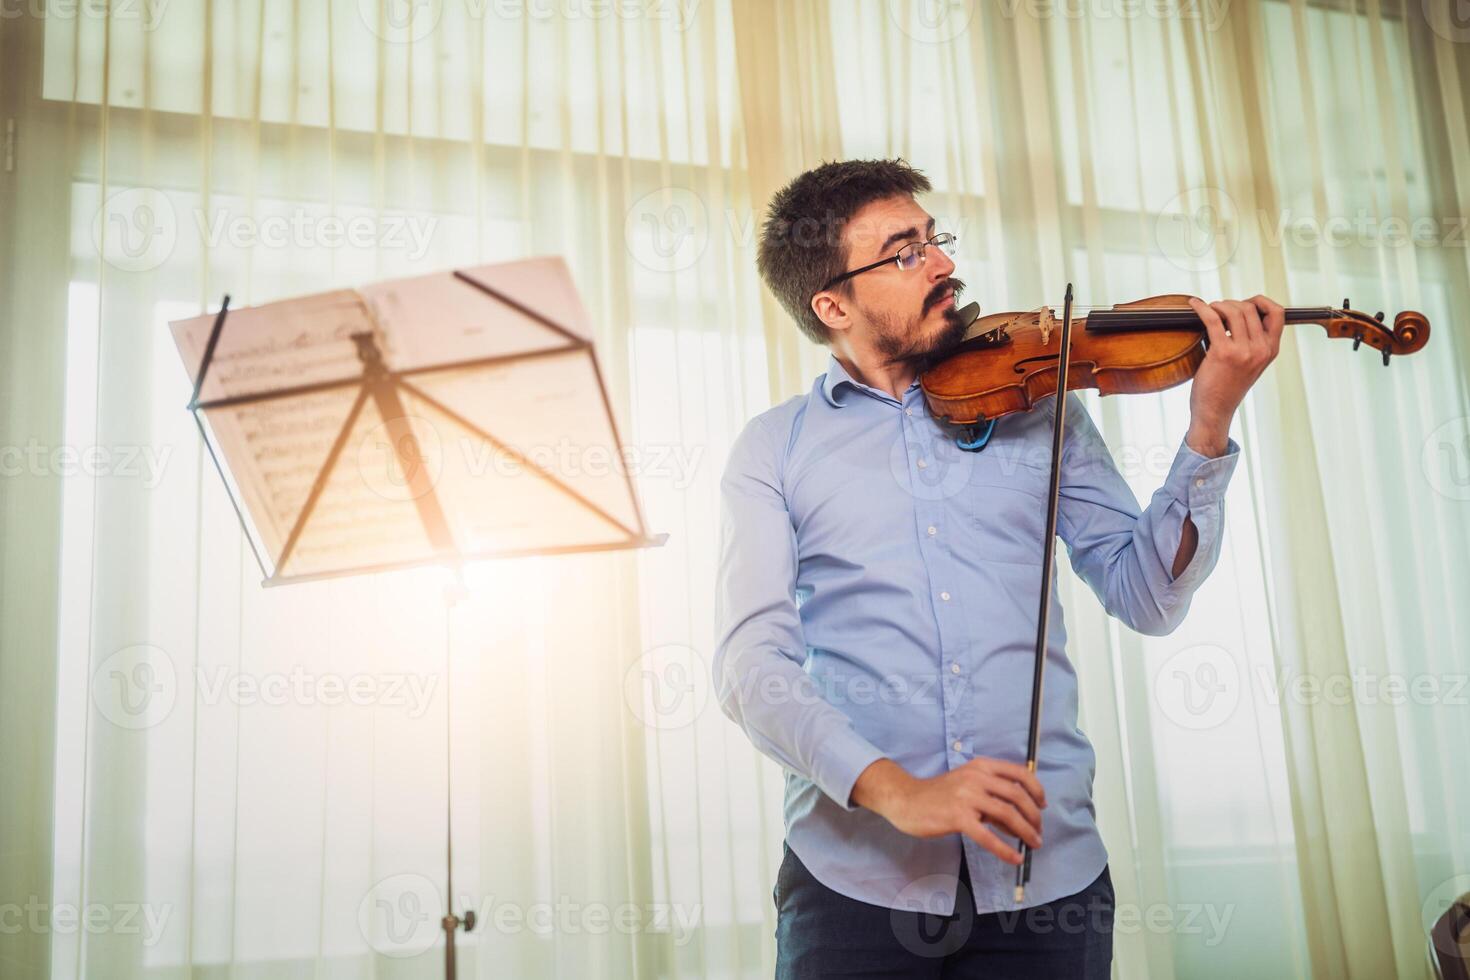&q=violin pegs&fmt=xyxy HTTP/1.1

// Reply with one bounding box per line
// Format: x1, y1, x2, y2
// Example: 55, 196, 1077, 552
1382, 349, 1391, 367
1375, 311, 1385, 322
1353, 332, 1364, 351
1343, 297, 1351, 310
